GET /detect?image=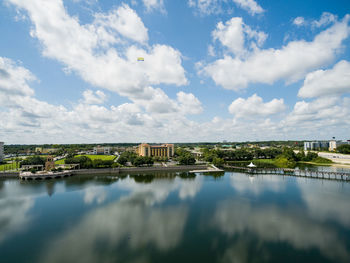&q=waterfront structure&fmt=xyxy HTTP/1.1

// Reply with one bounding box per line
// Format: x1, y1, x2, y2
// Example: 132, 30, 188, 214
45, 156, 55, 171
304, 141, 329, 151
137, 143, 174, 158
0, 142, 4, 162
93, 146, 111, 155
